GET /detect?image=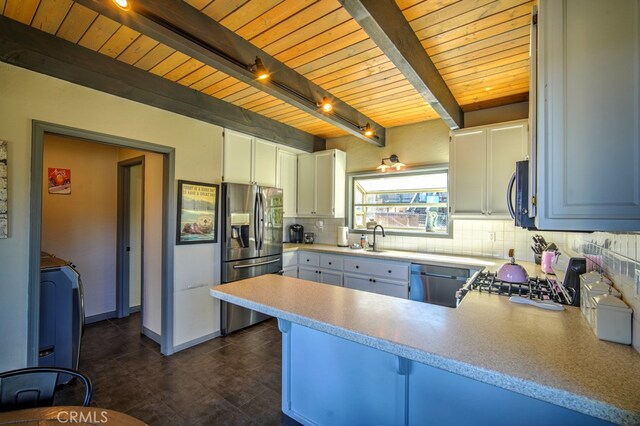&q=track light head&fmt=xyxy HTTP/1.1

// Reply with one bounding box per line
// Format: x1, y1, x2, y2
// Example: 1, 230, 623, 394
317, 97, 333, 112
249, 57, 270, 80
112, 0, 132, 11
